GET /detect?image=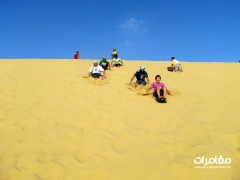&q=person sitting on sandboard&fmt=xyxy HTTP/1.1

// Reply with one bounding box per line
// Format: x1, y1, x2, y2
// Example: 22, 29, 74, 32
145, 75, 171, 102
